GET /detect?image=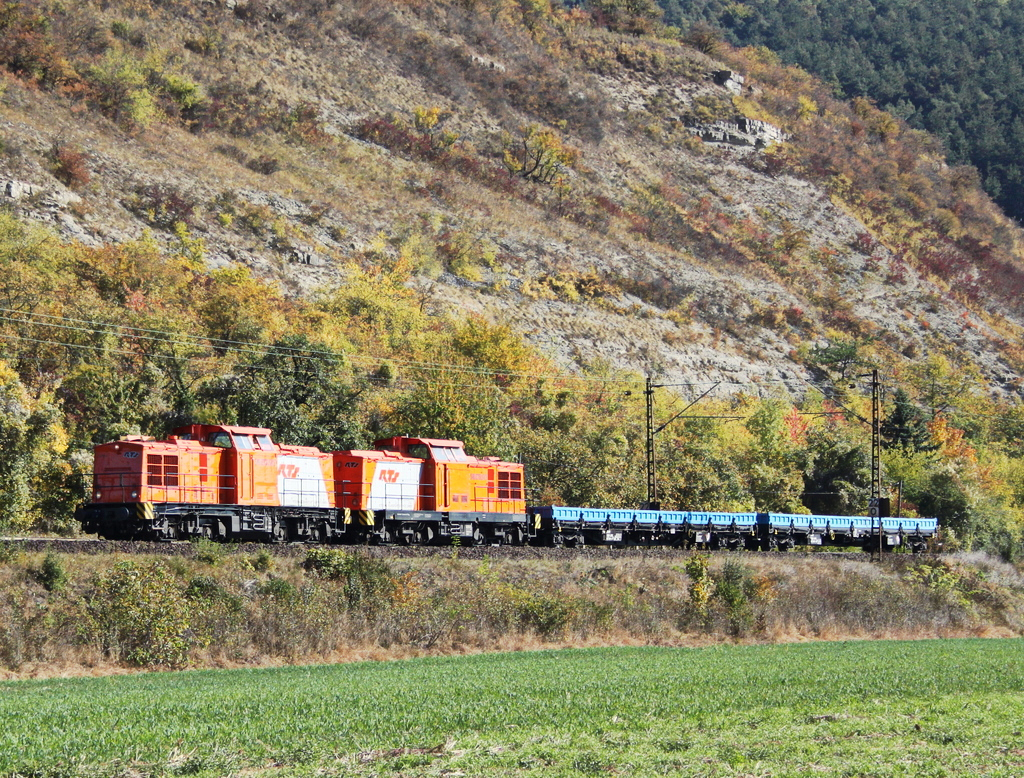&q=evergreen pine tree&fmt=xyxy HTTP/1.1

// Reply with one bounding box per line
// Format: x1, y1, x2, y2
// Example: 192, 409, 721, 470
881, 389, 933, 452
